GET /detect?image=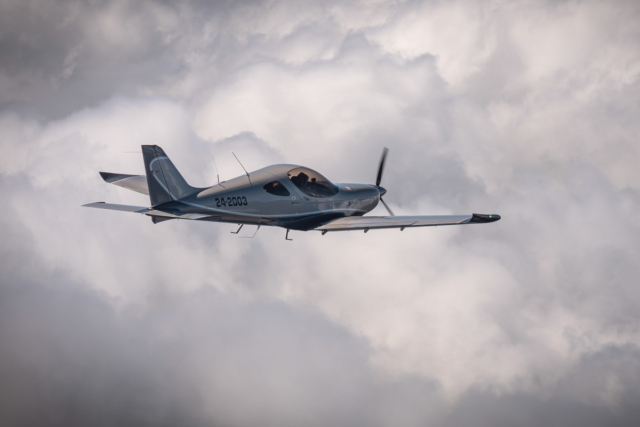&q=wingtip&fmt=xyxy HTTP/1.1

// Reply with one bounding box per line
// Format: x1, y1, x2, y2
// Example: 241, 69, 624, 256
470, 213, 501, 223
99, 172, 136, 183
99, 171, 118, 182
